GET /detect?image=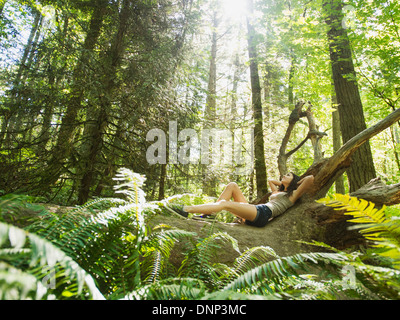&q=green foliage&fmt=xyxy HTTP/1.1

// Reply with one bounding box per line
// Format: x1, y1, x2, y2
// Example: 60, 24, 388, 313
0, 221, 104, 299
317, 194, 400, 269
